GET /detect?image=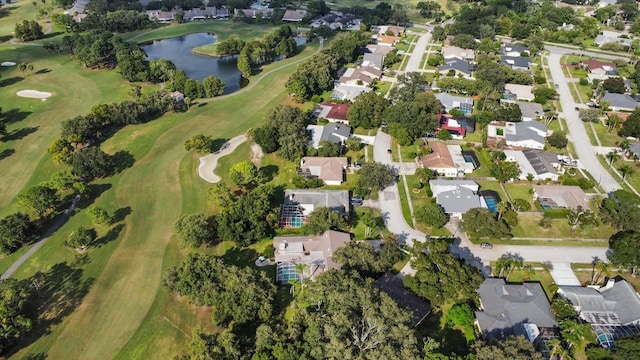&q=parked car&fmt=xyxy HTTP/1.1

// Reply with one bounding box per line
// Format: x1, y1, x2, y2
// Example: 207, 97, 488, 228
480, 242, 493, 249
387, 149, 392, 154
350, 196, 364, 206
353, 161, 362, 169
